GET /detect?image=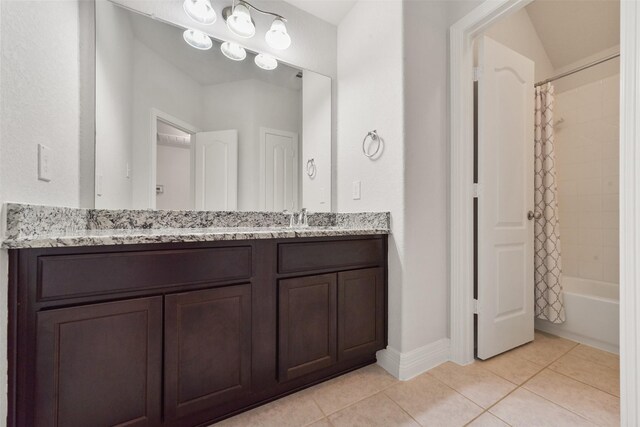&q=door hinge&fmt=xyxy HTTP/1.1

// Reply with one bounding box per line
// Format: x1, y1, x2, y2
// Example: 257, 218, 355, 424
473, 67, 482, 82
473, 299, 479, 314
473, 183, 481, 198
